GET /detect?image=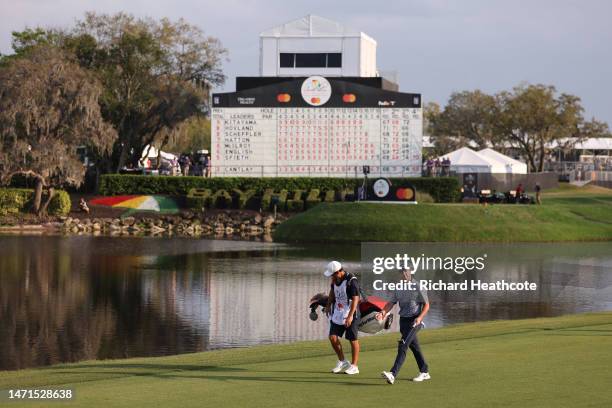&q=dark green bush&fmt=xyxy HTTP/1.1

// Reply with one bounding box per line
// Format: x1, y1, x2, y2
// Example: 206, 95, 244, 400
261, 189, 289, 210
99, 175, 356, 196
185, 196, 207, 210
233, 189, 257, 209
305, 189, 322, 209
49, 190, 71, 216
0, 188, 71, 216
185, 188, 211, 210
336, 188, 355, 202
323, 190, 335, 202
0, 189, 32, 216
210, 189, 232, 208
416, 191, 435, 203
286, 190, 305, 212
